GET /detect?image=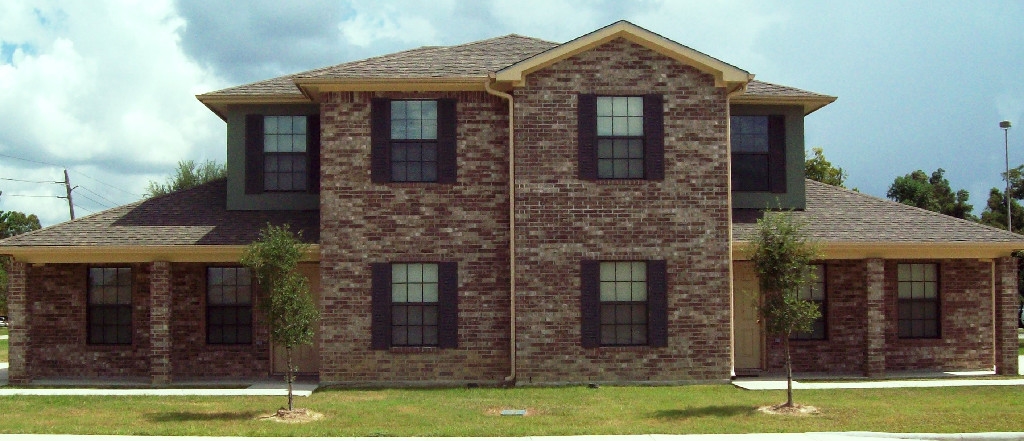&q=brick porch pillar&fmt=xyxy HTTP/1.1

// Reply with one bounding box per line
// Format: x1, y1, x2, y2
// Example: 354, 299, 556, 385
7, 260, 29, 384
994, 256, 1019, 376
149, 261, 172, 385
864, 258, 886, 377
